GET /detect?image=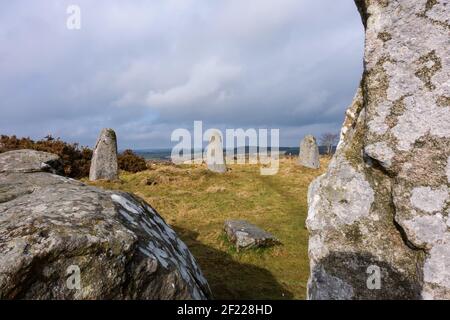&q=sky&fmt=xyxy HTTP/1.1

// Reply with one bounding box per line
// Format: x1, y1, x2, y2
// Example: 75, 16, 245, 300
0, 0, 364, 149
